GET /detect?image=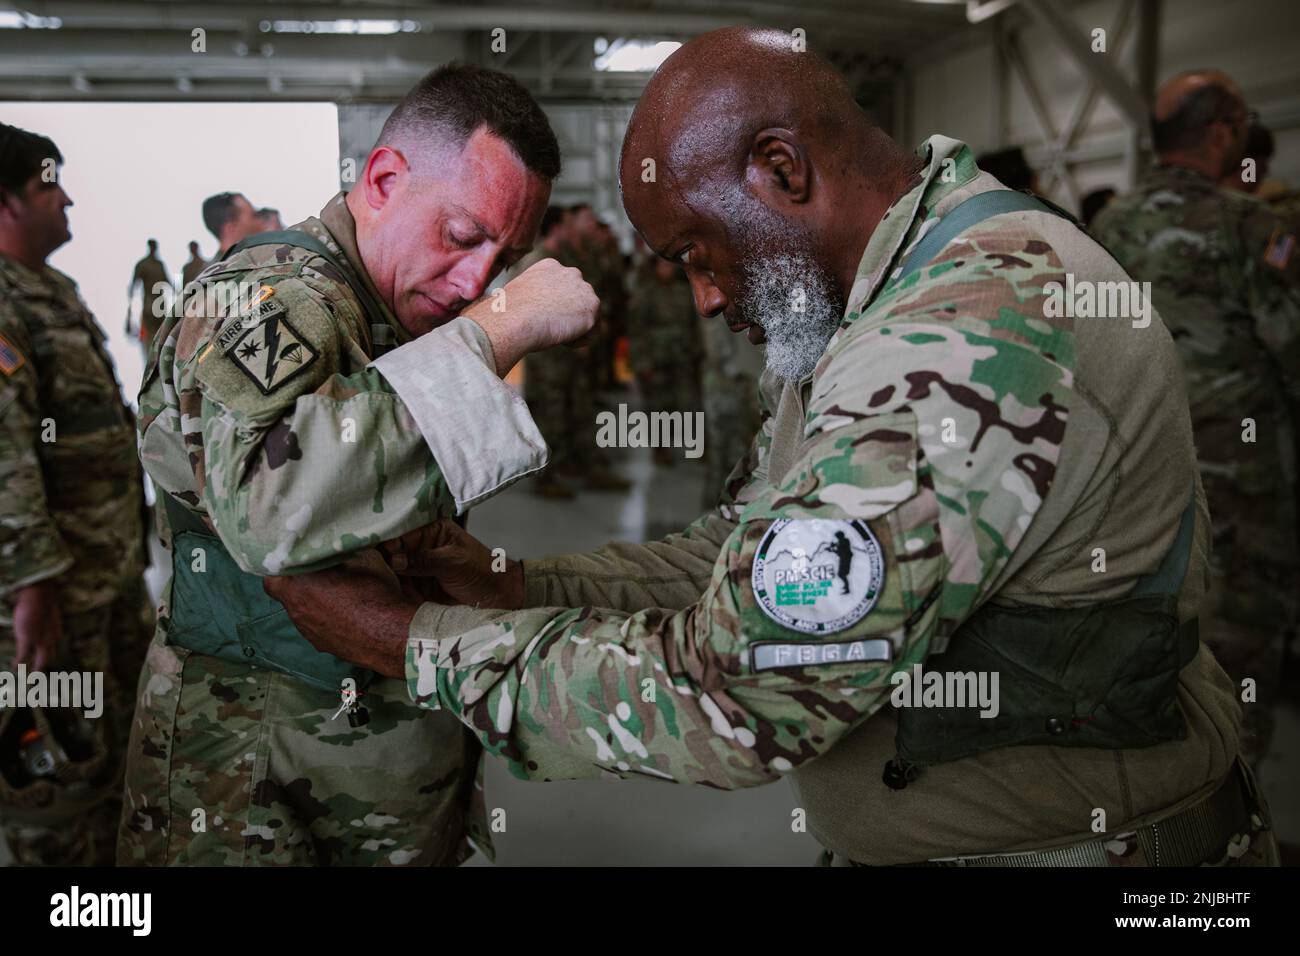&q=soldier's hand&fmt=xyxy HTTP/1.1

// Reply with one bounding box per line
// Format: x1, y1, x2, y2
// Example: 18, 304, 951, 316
381, 520, 525, 610
263, 556, 417, 680
464, 258, 599, 374
12, 582, 63, 672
